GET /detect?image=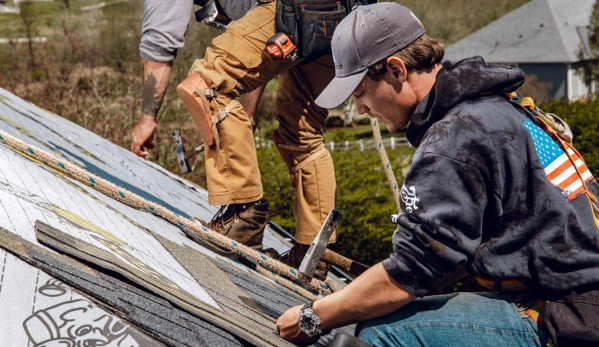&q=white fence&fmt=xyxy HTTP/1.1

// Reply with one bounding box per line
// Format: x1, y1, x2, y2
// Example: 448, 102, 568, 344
254, 136, 410, 152
0, 37, 47, 44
